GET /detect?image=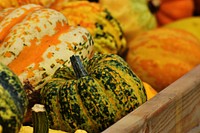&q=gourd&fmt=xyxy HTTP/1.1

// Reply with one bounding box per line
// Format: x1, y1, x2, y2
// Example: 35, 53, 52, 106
0, 4, 94, 123
0, 62, 28, 133
148, 0, 194, 26
126, 28, 200, 92
0, 4, 94, 90
0, 1, 127, 55
40, 53, 147, 133
98, 0, 157, 44
51, 1, 127, 55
